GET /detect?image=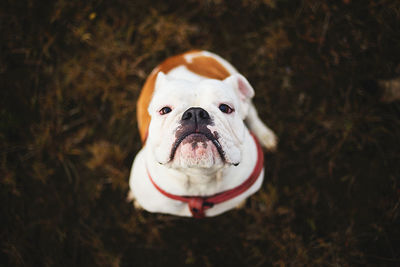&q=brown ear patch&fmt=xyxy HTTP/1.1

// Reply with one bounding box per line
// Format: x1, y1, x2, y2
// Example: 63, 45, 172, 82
137, 51, 232, 143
